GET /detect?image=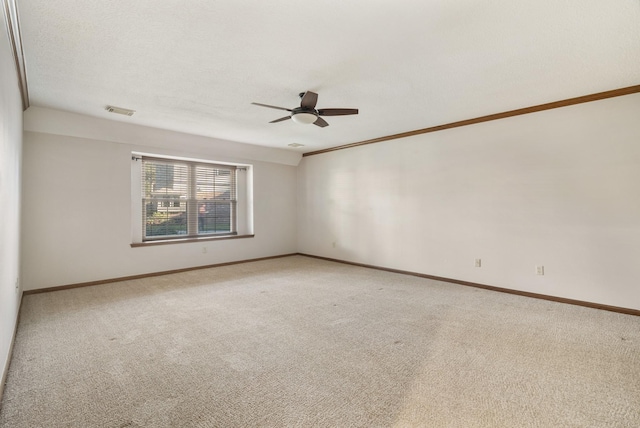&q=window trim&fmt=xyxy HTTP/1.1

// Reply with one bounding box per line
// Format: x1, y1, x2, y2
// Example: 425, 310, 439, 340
130, 234, 255, 247
131, 152, 253, 246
